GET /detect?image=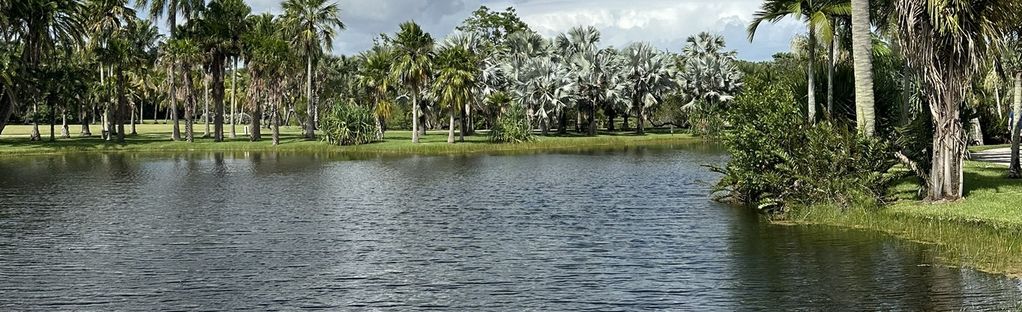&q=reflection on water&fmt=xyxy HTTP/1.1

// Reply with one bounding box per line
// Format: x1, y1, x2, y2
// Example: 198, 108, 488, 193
0, 146, 1019, 310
